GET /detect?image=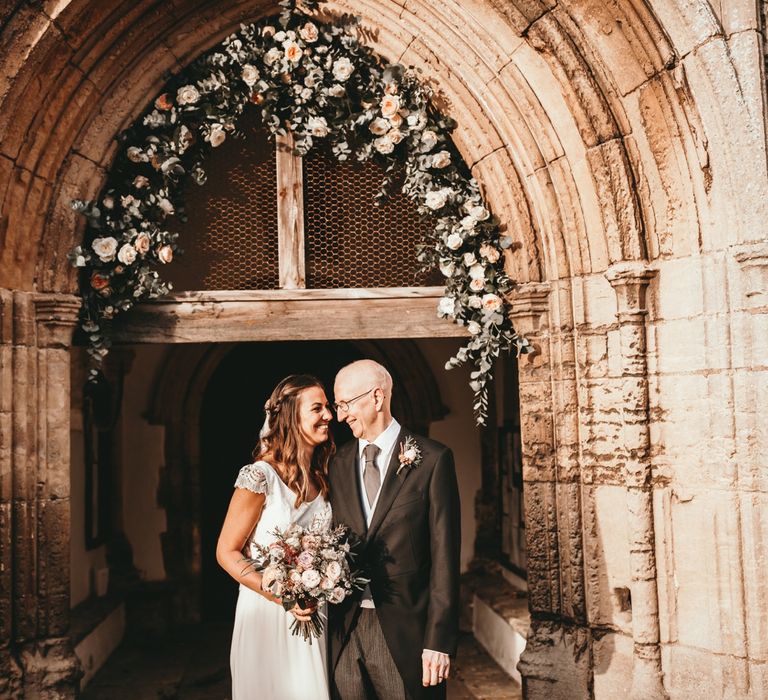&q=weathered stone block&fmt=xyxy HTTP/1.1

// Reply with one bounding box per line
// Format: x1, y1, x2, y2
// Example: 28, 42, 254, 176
593, 630, 634, 698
